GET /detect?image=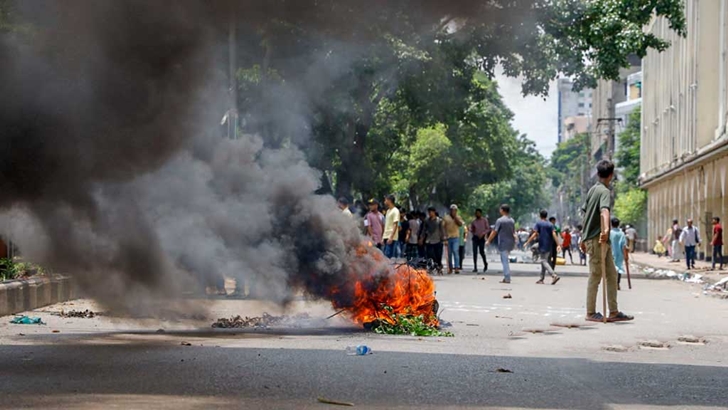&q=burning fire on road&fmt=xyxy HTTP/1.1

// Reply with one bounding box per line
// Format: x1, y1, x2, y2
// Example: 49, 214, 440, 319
328, 244, 439, 330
